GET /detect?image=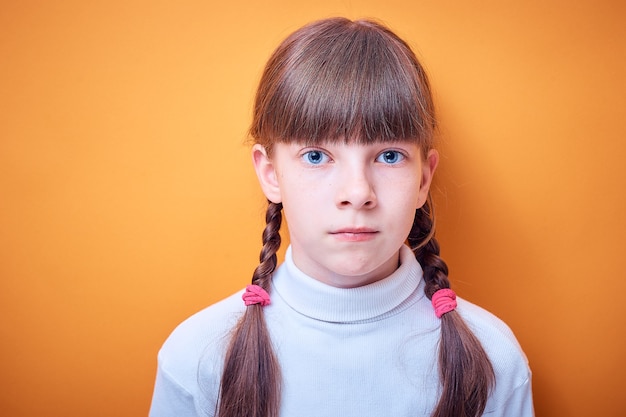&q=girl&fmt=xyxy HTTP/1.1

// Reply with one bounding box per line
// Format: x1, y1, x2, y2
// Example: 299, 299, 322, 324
150, 17, 533, 417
